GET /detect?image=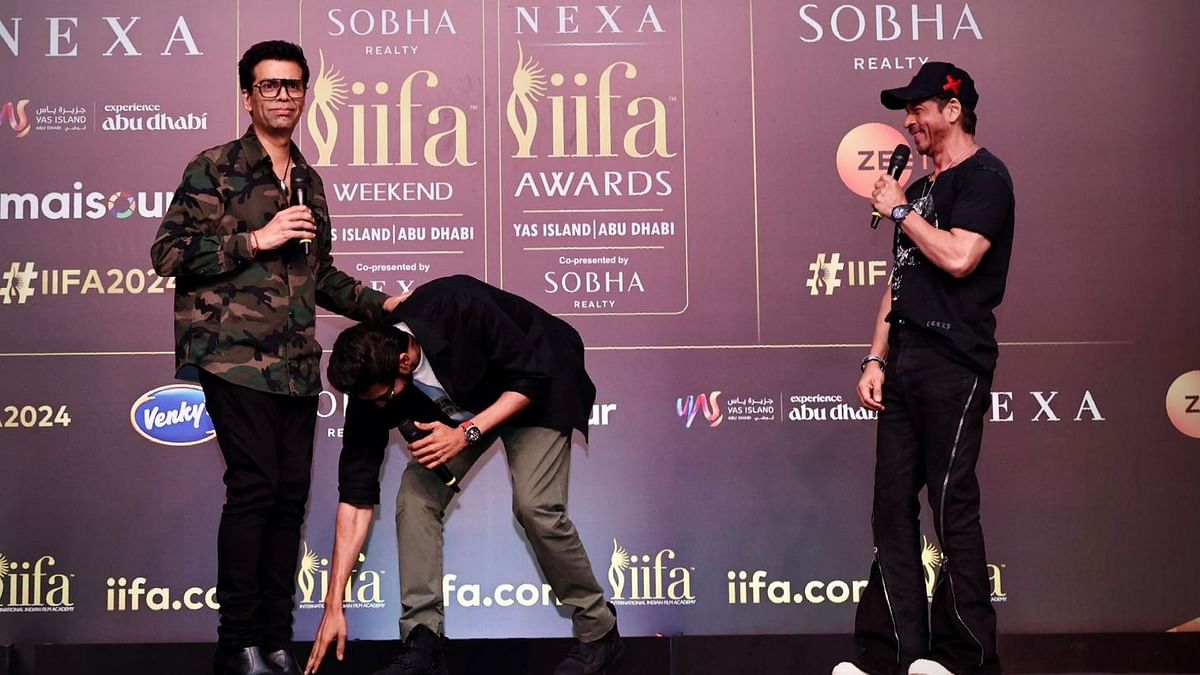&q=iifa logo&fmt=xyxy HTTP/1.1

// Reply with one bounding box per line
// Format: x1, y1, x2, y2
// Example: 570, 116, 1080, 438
677, 391, 722, 428
129, 385, 214, 446
0, 552, 74, 612
607, 539, 695, 606
506, 42, 676, 160
296, 542, 385, 609
921, 536, 1006, 602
